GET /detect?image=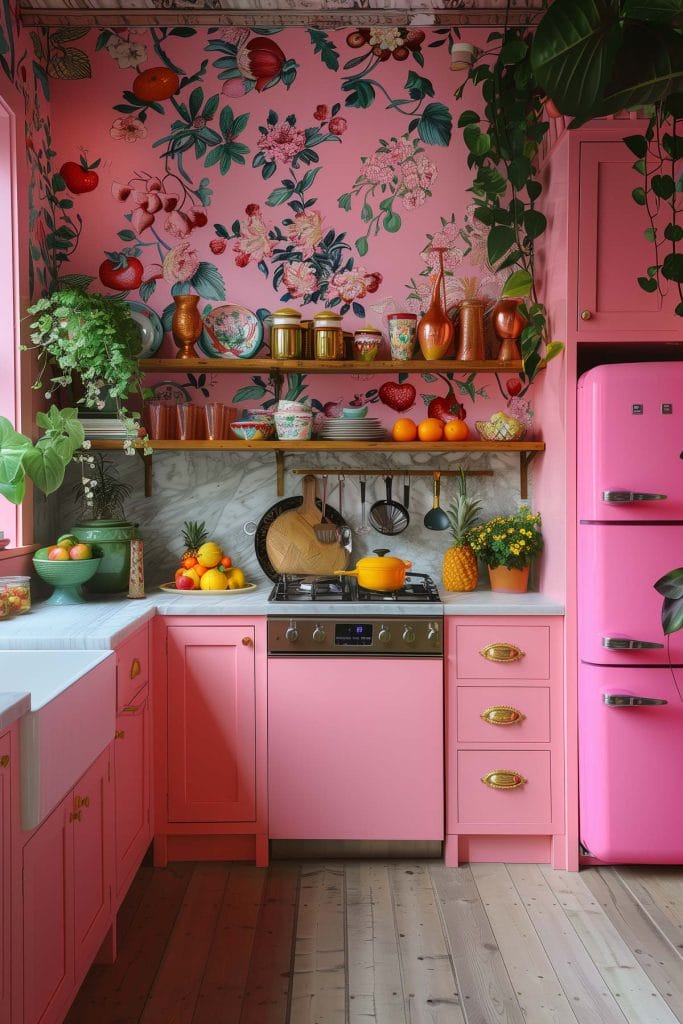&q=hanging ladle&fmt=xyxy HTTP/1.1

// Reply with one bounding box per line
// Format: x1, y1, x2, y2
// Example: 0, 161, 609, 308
424, 471, 449, 531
